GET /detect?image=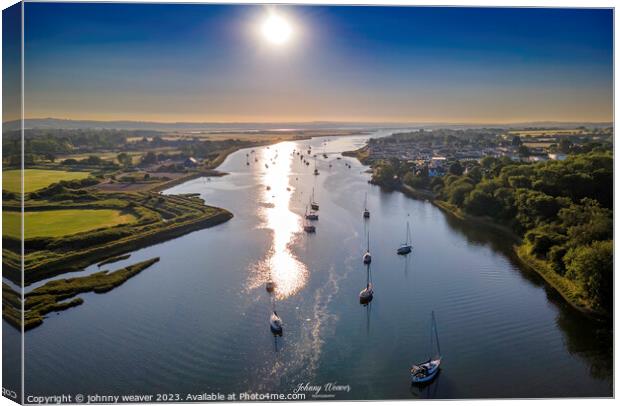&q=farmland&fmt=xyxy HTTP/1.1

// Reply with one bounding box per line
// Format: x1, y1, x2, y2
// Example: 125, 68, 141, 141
3, 209, 137, 238
3, 169, 91, 193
